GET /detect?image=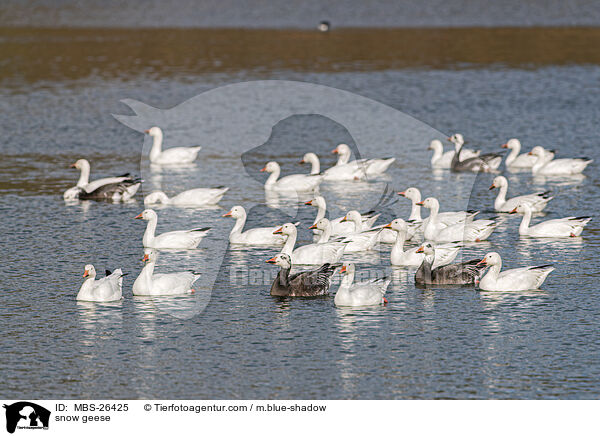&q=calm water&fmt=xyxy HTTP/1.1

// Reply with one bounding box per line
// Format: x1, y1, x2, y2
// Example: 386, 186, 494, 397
1, 25, 600, 399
